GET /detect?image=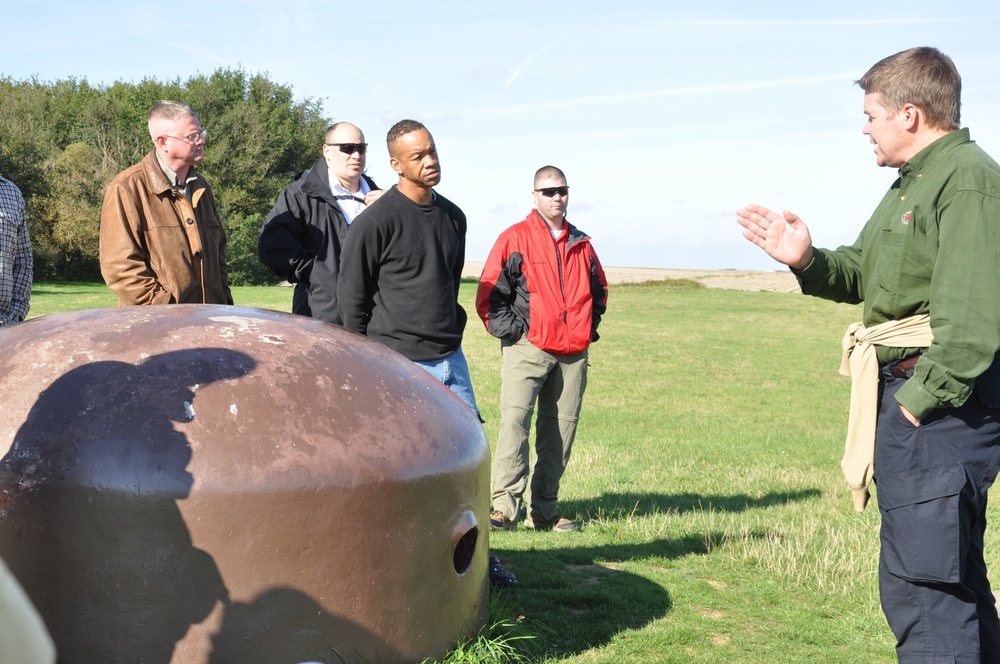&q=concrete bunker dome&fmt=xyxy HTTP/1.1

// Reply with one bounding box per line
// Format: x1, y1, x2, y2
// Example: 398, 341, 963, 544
0, 304, 490, 663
